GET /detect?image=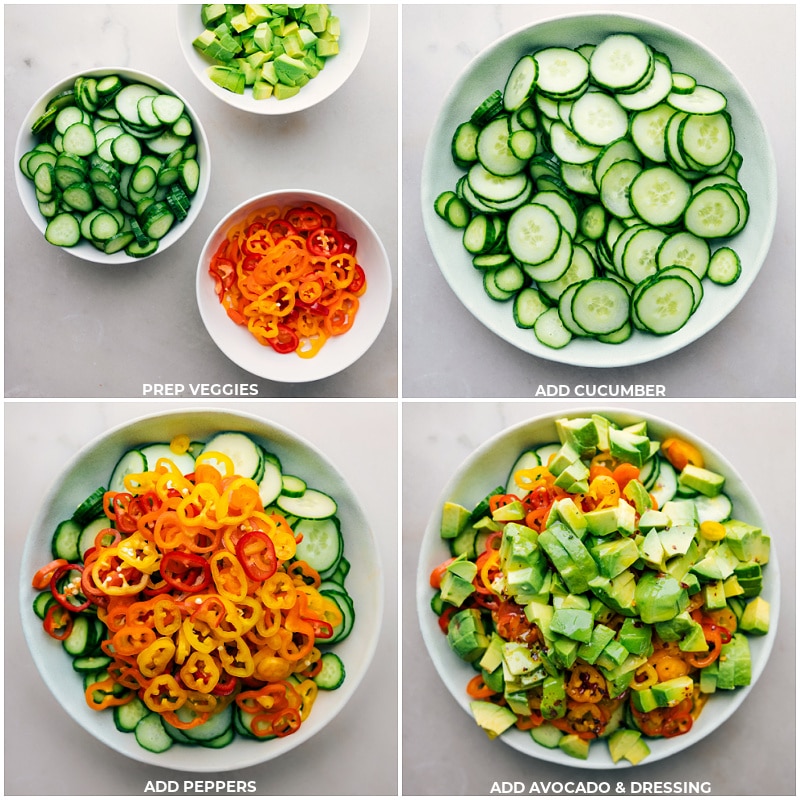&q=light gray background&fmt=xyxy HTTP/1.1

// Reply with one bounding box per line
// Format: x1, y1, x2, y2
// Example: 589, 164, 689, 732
4, 4, 398, 399
402, 401, 795, 796
5, 400, 398, 796
402, 5, 796, 399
